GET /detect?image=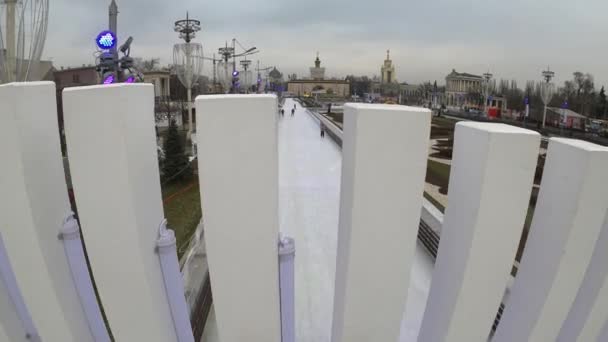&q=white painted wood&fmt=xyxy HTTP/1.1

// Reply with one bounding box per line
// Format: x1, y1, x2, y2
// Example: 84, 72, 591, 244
63, 84, 177, 342
494, 138, 608, 342
196, 95, 281, 342
417, 123, 539, 342
557, 212, 608, 342
0, 82, 94, 341
331, 104, 431, 342
0, 234, 29, 342
600, 320, 608, 342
